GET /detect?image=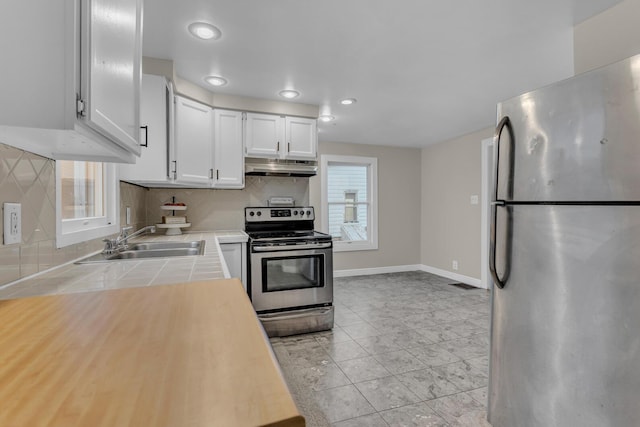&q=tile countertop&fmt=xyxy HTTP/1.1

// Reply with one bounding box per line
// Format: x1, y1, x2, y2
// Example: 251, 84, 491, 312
0, 230, 248, 300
